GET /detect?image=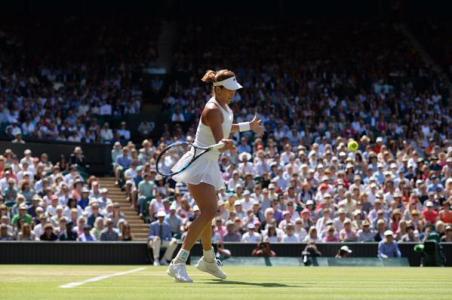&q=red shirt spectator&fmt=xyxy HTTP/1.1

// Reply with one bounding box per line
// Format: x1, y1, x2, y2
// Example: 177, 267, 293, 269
439, 204, 452, 224
422, 202, 439, 224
